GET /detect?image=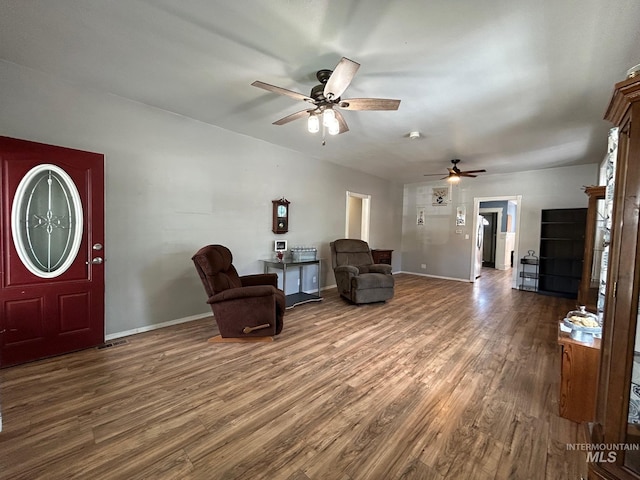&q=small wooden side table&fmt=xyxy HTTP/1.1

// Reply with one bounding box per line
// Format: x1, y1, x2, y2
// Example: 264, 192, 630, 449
371, 249, 393, 265
557, 323, 601, 423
